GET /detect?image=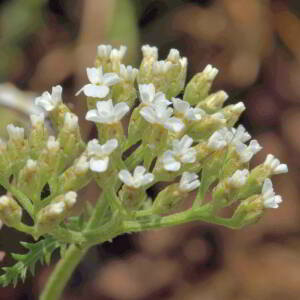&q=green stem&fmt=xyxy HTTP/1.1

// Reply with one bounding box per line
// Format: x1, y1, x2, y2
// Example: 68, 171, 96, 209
39, 244, 88, 300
